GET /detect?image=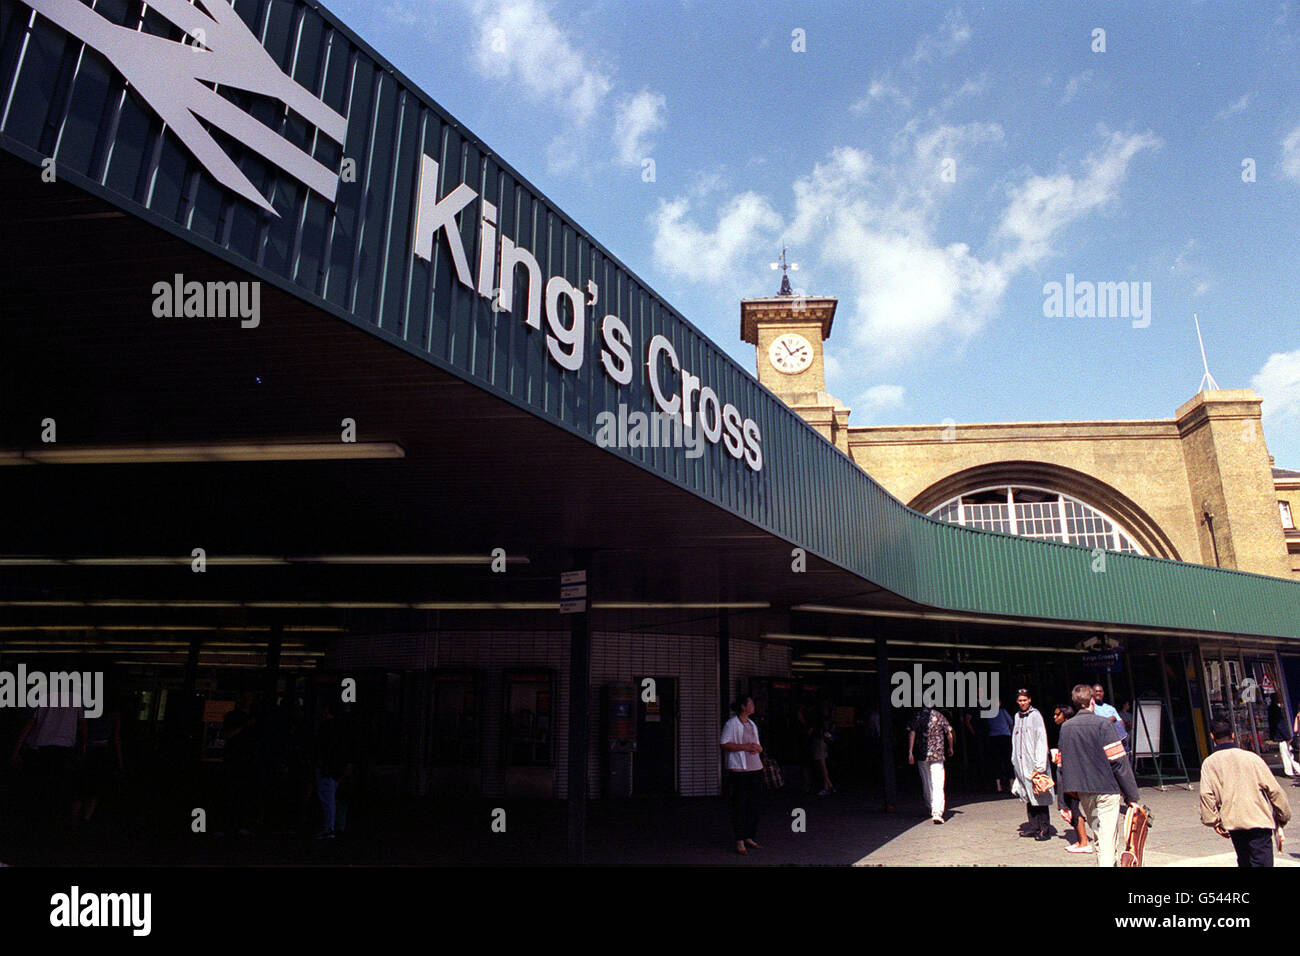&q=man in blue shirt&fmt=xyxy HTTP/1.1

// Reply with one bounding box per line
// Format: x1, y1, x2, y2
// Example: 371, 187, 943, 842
1093, 684, 1129, 757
